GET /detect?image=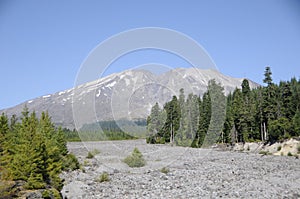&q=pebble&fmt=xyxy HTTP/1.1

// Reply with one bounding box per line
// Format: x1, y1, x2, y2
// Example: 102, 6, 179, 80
61, 140, 300, 198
